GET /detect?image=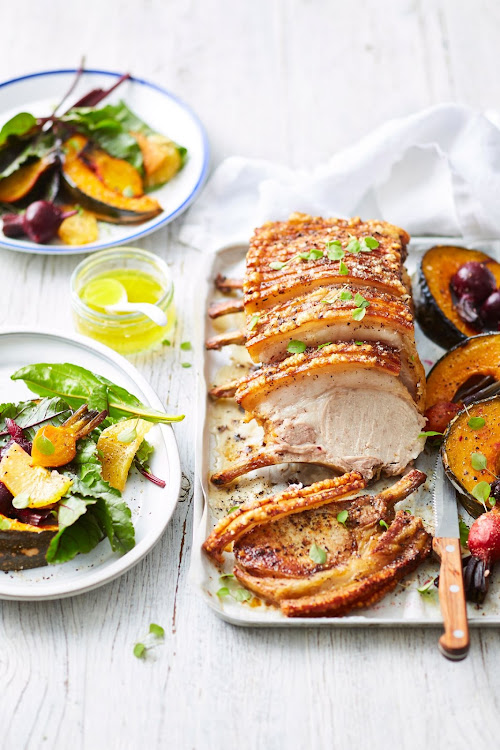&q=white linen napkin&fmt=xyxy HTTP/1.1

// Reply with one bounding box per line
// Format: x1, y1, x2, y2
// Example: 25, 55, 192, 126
180, 103, 500, 250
